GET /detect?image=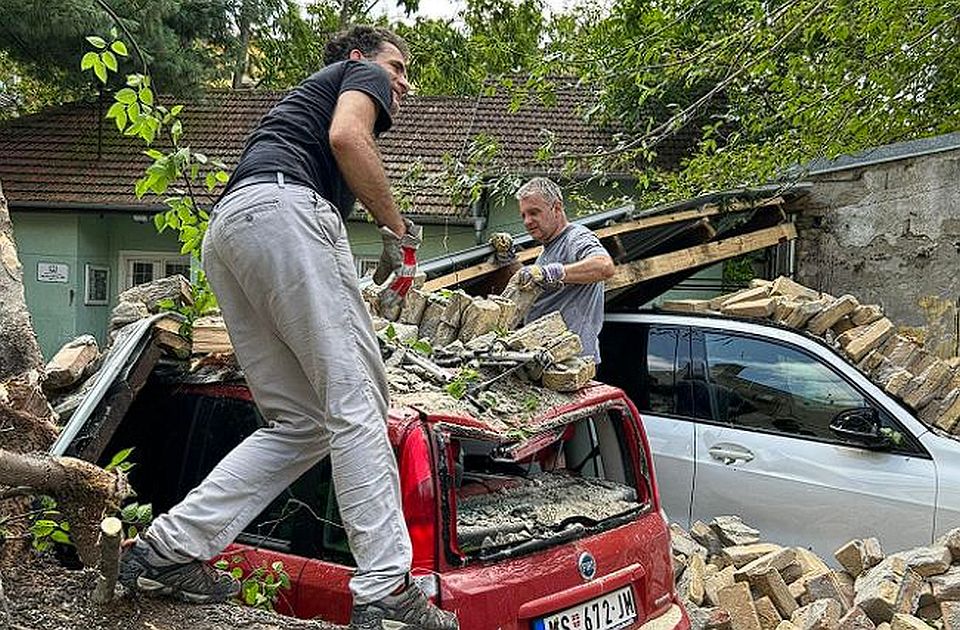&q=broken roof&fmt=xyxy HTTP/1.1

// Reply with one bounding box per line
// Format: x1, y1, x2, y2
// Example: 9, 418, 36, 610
0, 79, 693, 220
